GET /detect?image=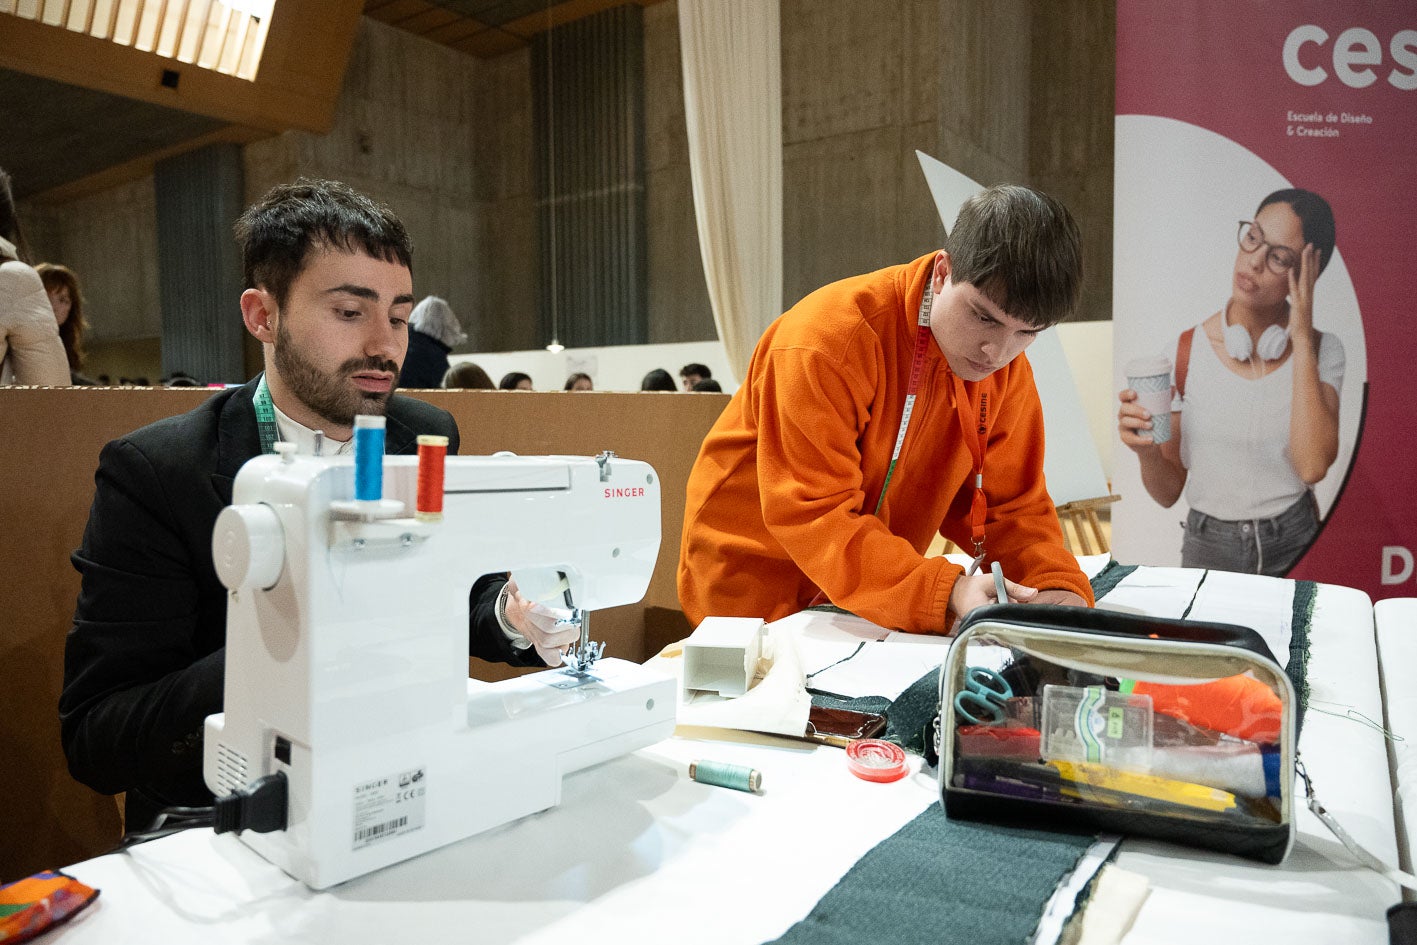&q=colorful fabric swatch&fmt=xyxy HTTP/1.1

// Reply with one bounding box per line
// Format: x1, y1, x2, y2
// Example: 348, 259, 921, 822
0, 870, 99, 943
